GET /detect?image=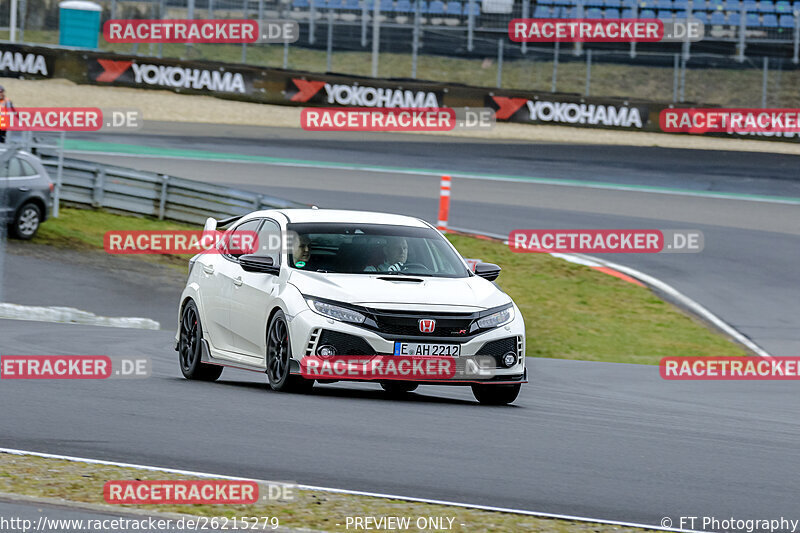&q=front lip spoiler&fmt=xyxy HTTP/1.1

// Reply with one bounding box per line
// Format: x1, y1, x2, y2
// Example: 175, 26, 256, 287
288, 373, 527, 385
